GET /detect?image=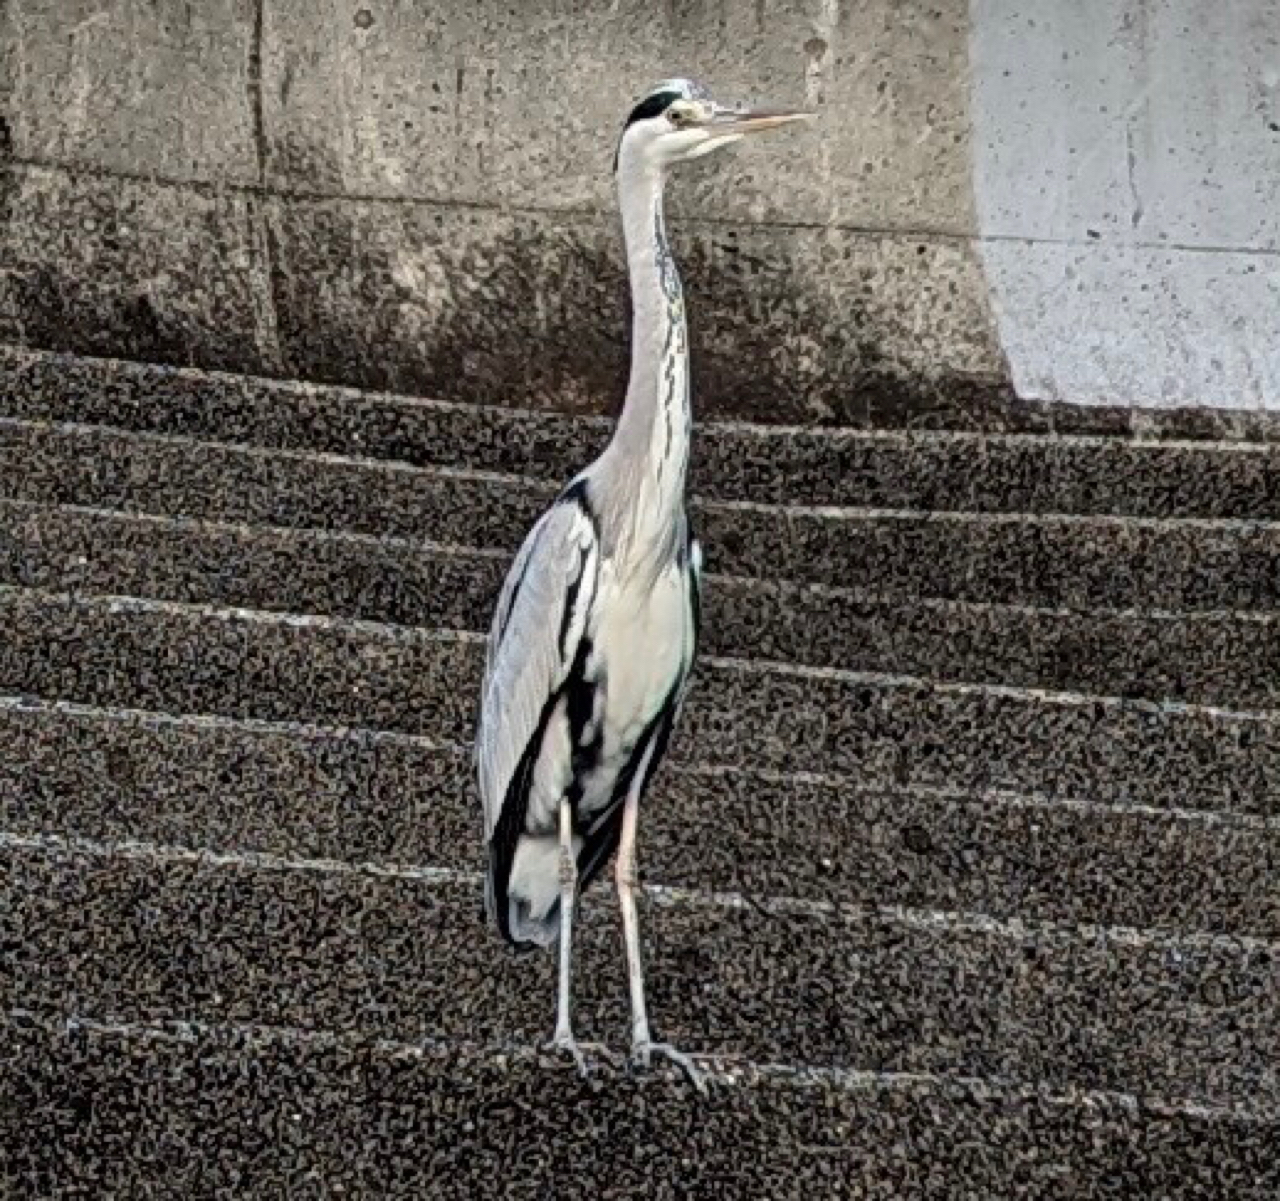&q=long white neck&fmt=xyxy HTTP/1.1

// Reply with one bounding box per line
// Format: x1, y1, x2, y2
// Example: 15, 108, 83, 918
598, 153, 691, 552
